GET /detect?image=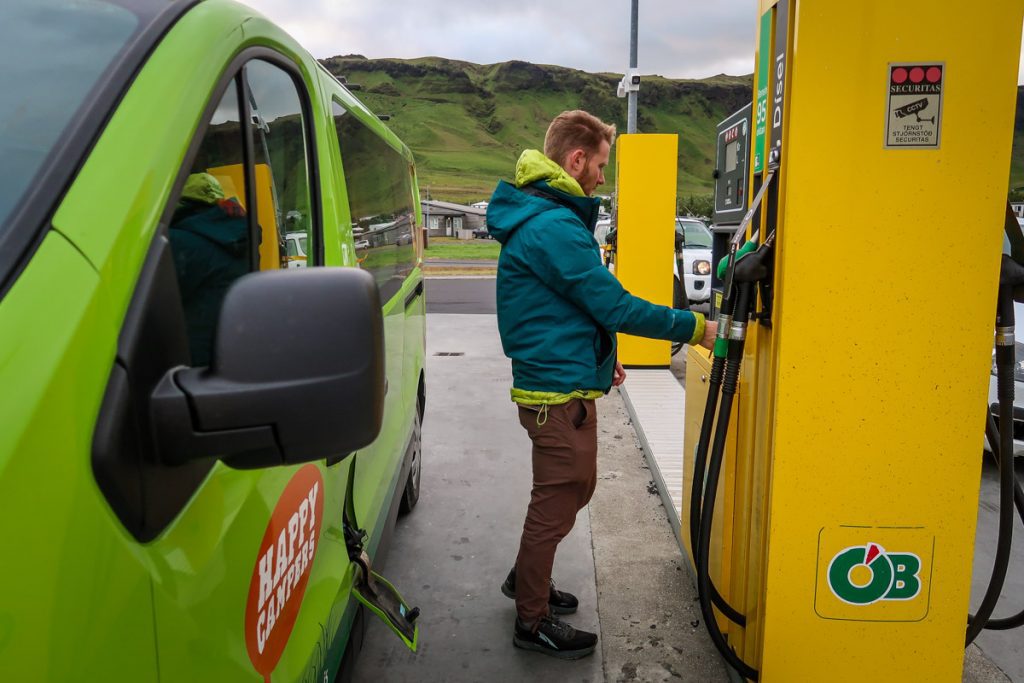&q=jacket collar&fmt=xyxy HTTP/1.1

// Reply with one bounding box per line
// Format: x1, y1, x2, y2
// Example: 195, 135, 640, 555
521, 181, 602, 232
